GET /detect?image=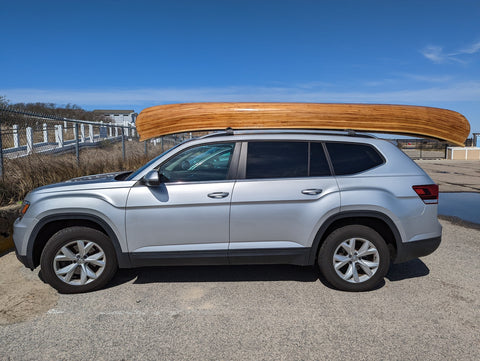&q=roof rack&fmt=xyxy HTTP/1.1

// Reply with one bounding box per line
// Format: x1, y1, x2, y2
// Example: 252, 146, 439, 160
198, 128, 378, 139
